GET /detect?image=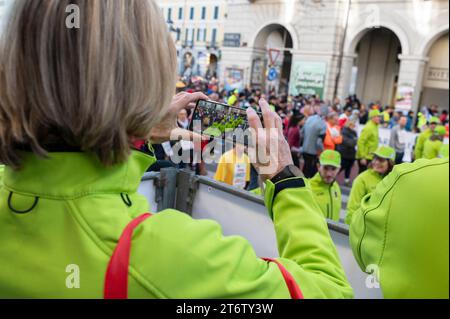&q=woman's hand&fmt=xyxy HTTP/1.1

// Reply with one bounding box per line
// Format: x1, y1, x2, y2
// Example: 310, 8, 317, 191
246, 98, 294, 182
149, 92, 208, 144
